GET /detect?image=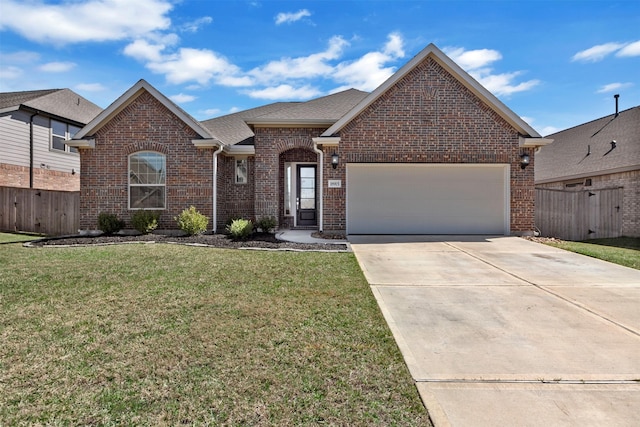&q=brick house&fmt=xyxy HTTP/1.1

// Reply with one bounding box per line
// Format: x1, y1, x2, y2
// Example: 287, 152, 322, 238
535, 102, 639, 238
0, 89, 102, 191
71, 44, 550, 235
